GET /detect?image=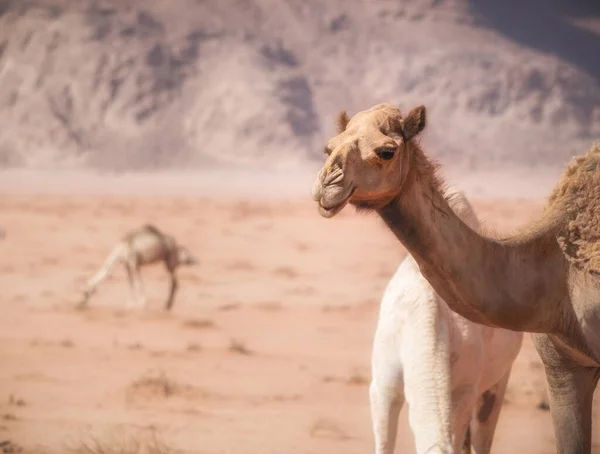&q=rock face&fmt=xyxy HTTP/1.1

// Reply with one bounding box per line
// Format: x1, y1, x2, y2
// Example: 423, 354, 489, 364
0, 0, 598, 170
